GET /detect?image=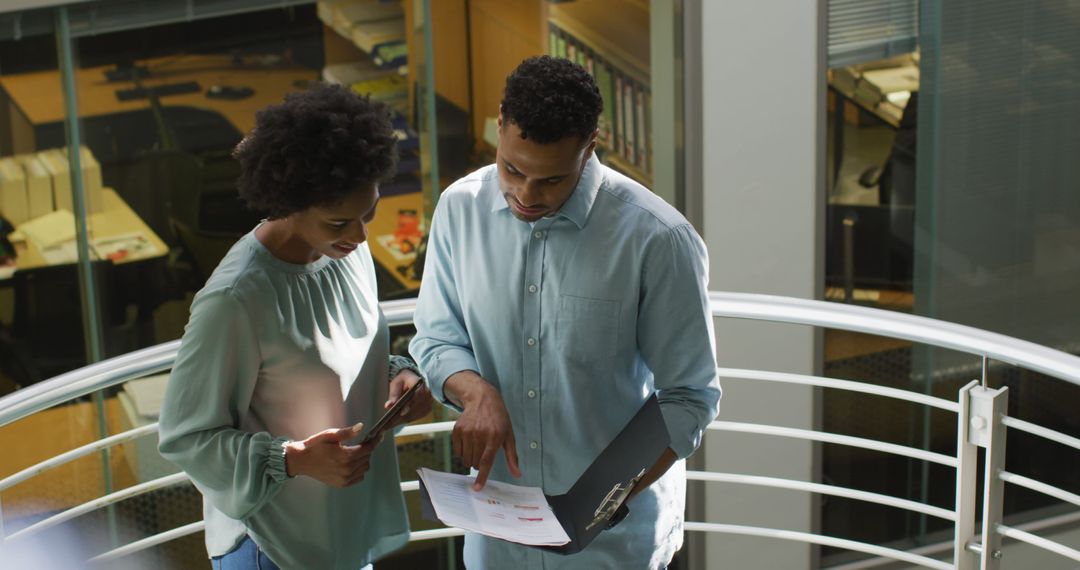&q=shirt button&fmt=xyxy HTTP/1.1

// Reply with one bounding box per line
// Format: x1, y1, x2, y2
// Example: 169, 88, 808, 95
527, 337, 536, 346
528, 284, 538, 294
534, 231, 544, 239
530, 441, 539, 449
528, 389, 536, 398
